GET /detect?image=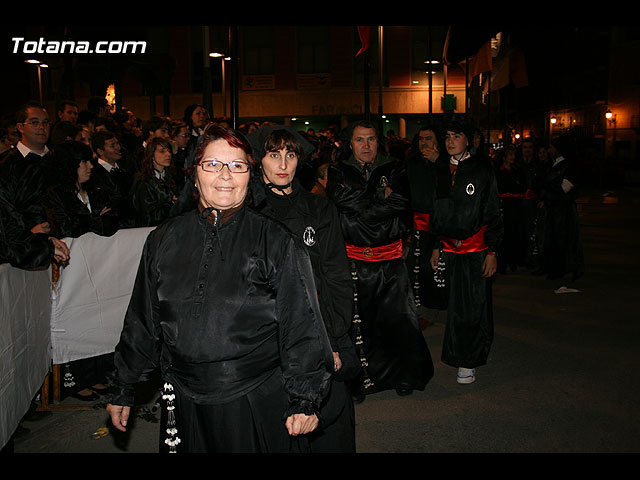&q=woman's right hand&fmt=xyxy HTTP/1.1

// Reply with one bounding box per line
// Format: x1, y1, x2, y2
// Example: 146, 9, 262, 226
106, 404, 131, 432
